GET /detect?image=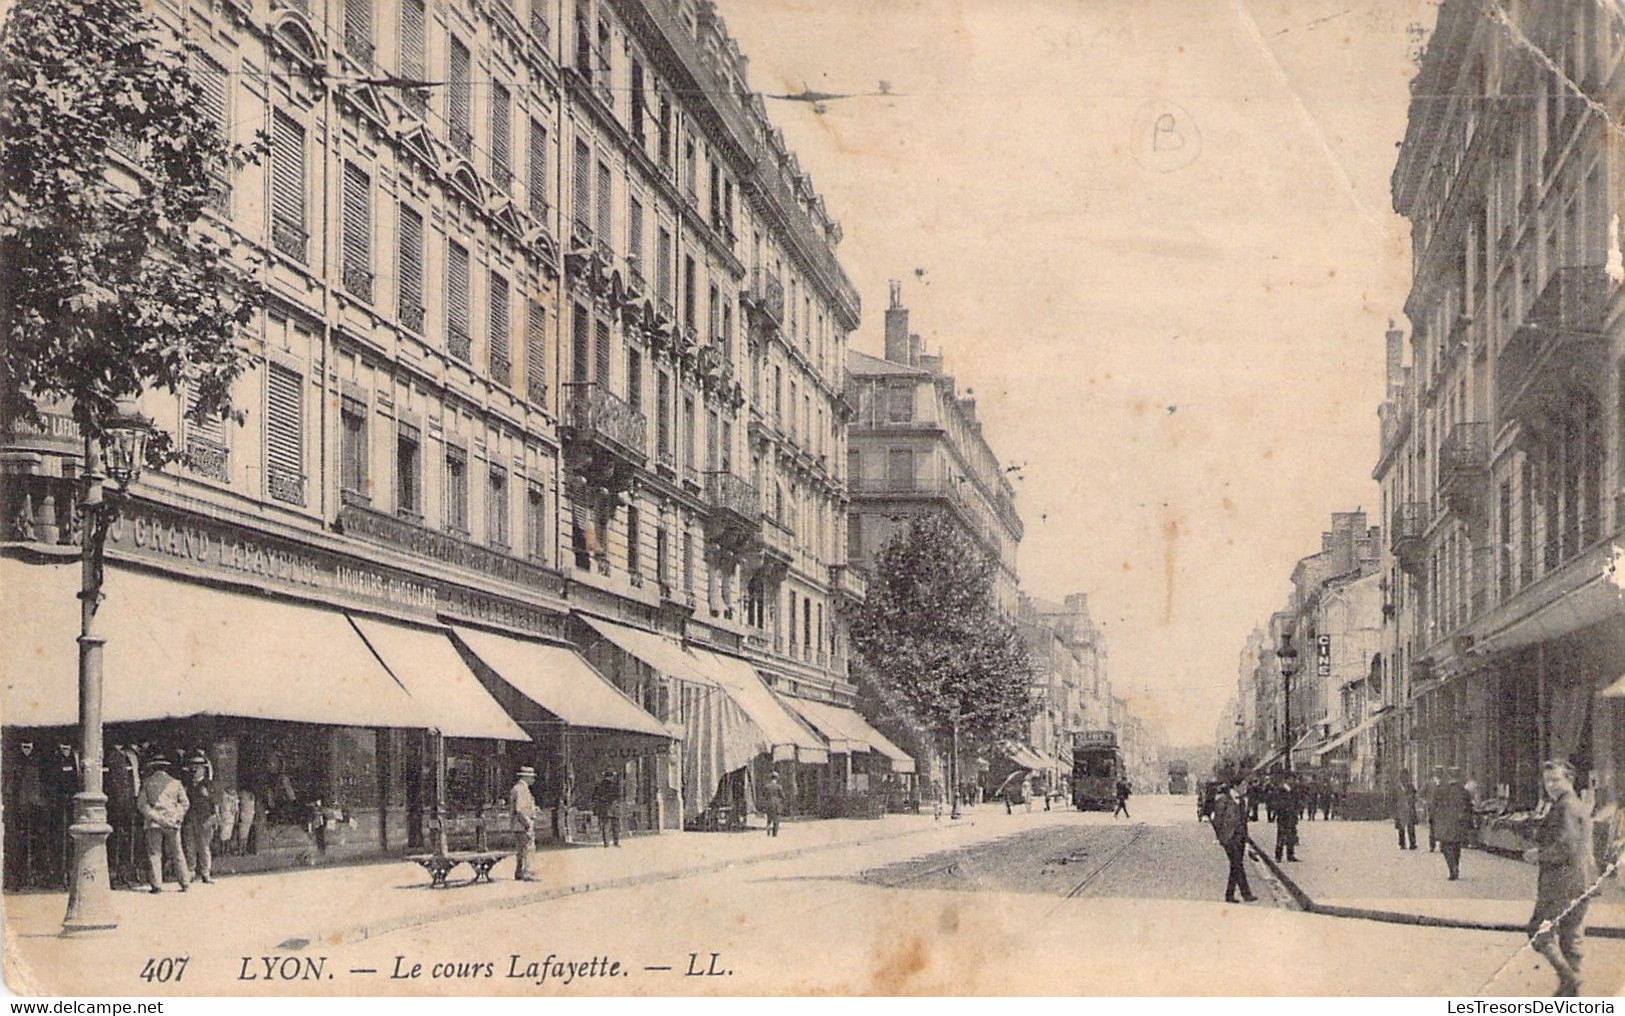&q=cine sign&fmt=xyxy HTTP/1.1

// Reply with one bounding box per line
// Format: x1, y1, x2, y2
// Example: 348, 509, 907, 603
1316, 634, 1332, 677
